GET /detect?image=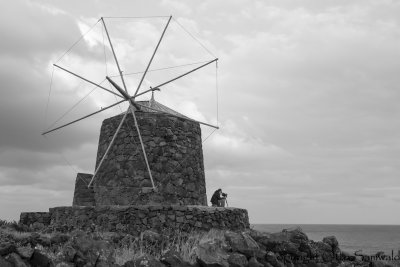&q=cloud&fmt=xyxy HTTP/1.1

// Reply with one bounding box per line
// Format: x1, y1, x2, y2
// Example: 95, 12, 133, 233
0, 0, 399, 224
161, 0, 192, 15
